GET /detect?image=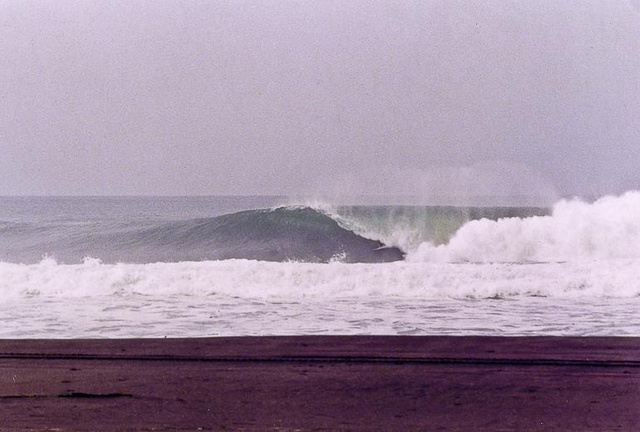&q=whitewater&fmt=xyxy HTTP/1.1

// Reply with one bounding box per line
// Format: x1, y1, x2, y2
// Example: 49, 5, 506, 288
1, 192, 640, 338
